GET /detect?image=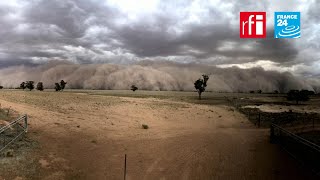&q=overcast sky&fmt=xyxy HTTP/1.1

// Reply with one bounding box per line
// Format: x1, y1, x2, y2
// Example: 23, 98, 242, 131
0, 0, 319, 78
